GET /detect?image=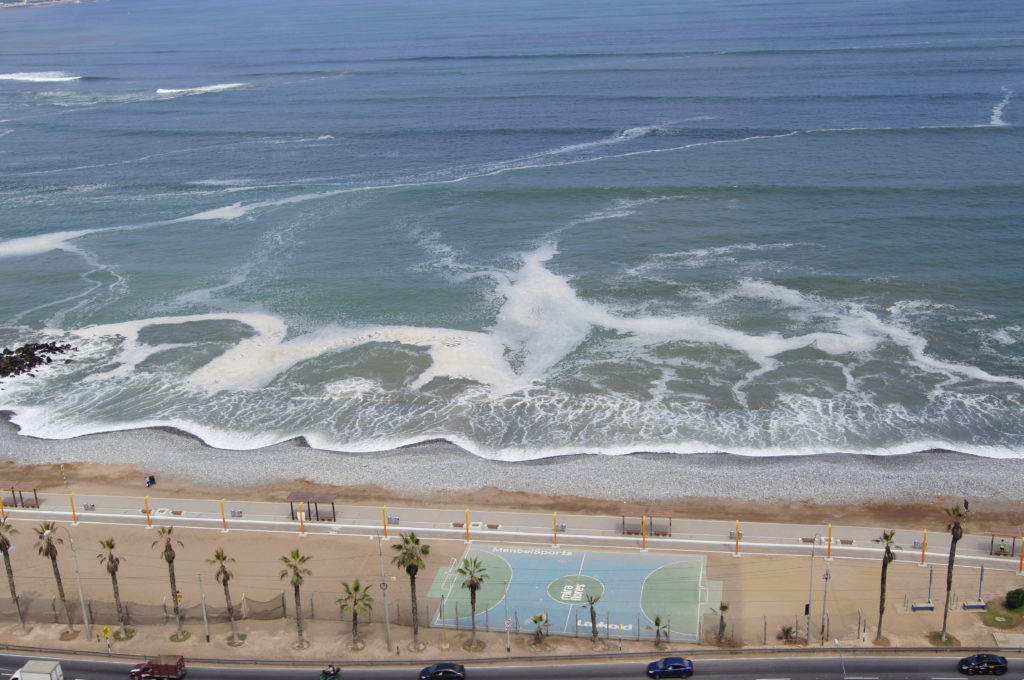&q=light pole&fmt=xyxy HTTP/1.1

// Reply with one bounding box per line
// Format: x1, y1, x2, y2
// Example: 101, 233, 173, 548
377, 537, 392, 651
45, 526, 91, 639
820, 568, 831, 644
806, 533, 820, 645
